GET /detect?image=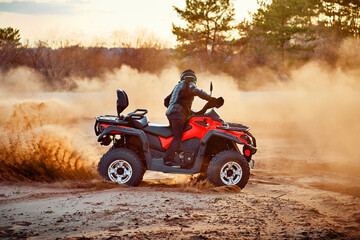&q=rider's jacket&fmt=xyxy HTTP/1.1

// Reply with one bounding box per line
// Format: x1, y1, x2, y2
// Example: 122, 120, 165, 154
164, 81, 213, 119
